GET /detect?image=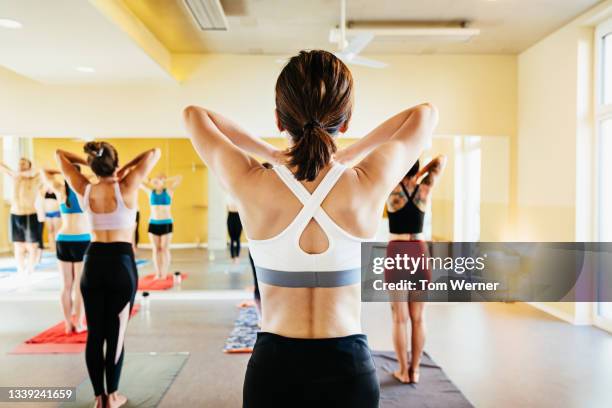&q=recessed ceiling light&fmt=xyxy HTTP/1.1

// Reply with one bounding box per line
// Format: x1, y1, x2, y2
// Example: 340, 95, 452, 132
75, 66, 95, 73
0, 19, 22, 29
